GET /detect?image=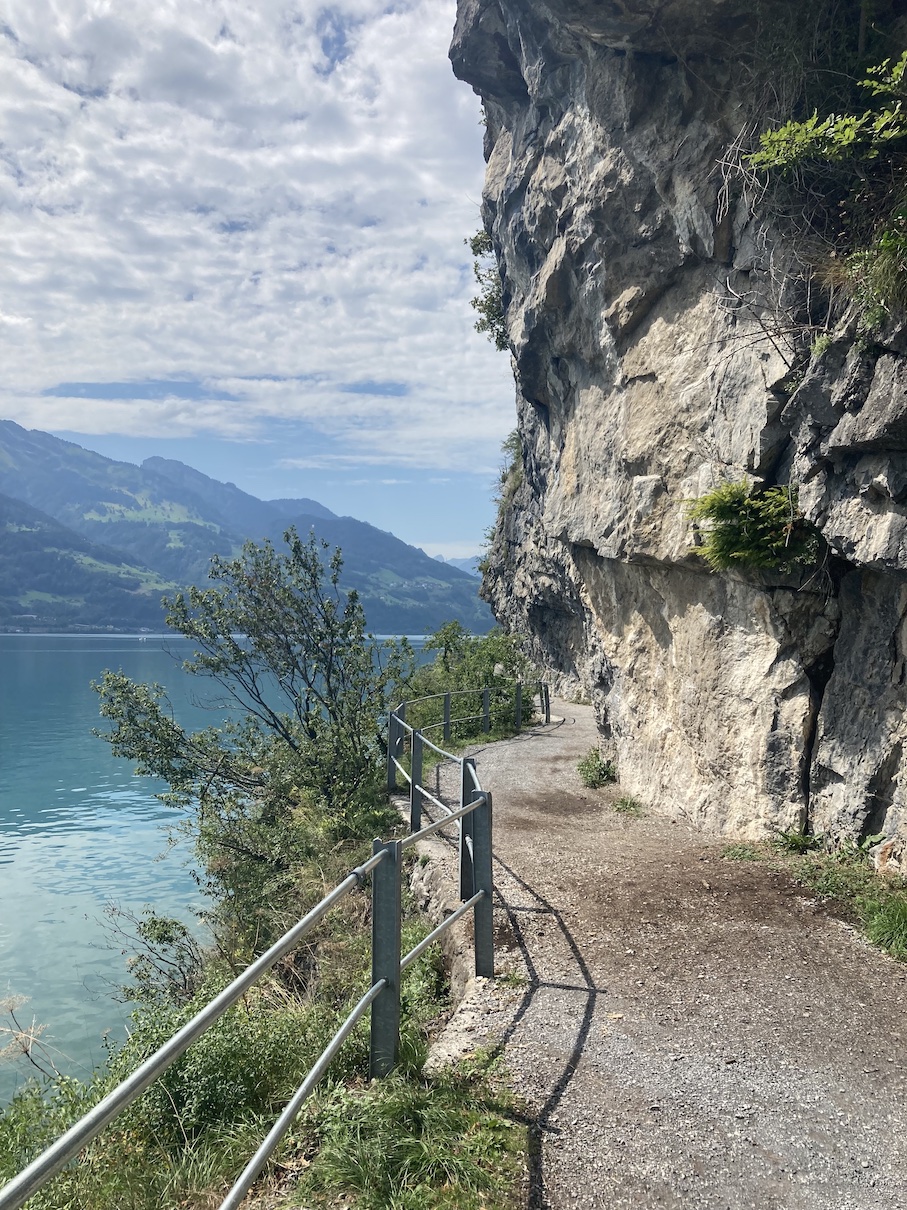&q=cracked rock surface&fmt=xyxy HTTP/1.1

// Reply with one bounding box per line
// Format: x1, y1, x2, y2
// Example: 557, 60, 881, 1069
428, 706, 907, 1209
452, 0, 907, 852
